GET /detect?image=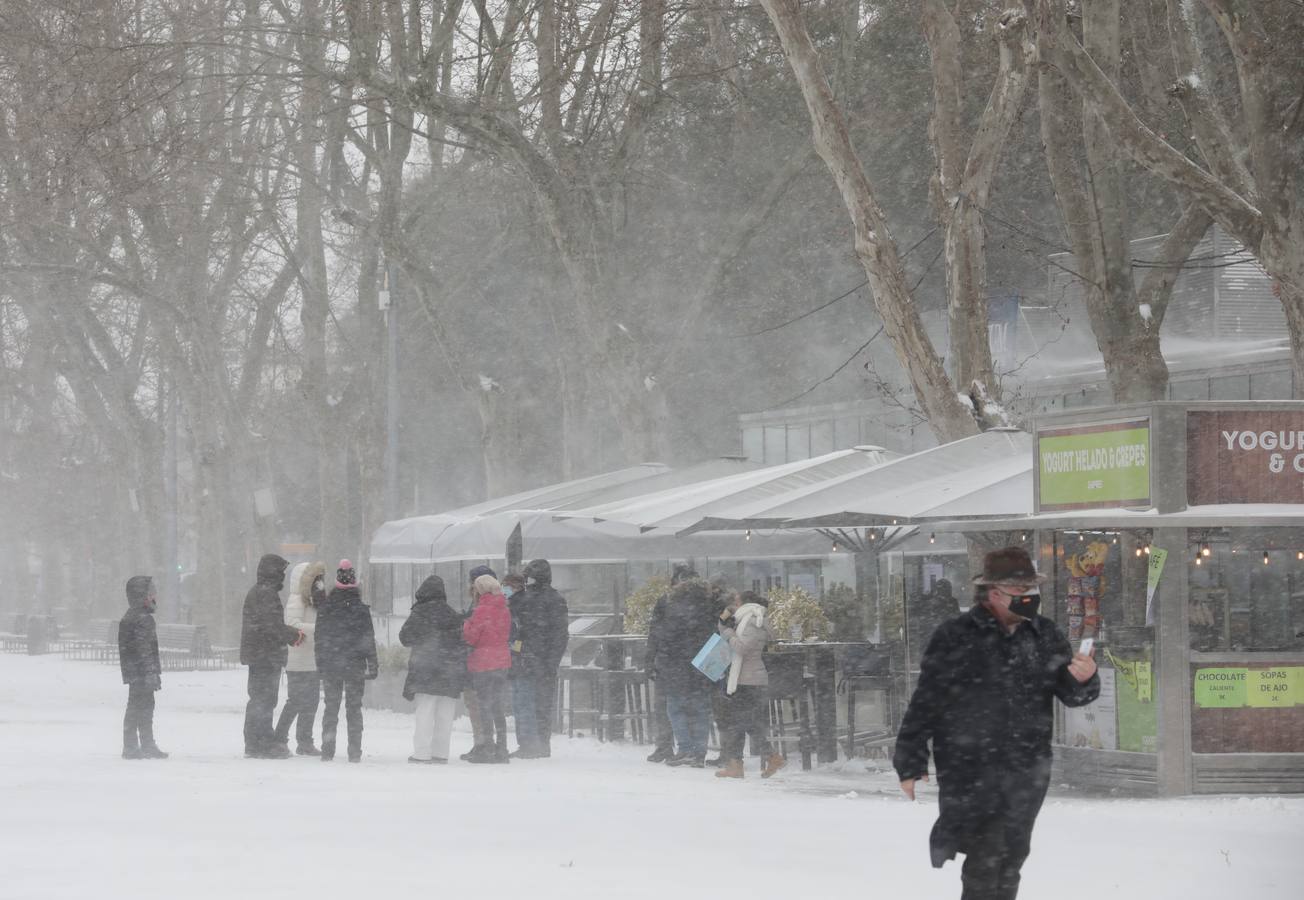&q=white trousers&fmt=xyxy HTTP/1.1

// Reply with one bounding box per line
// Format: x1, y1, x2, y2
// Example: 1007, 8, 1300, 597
412, 694, 457, 761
